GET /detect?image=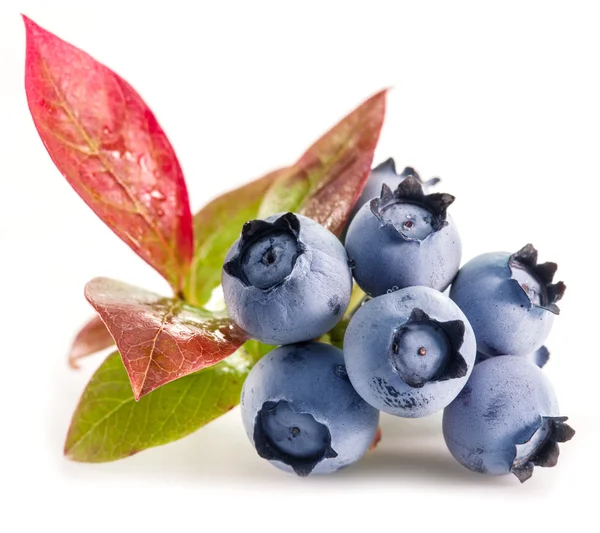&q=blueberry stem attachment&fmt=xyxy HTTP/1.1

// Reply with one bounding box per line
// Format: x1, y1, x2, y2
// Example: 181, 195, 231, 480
224, 212, 305, 291
389, 308, 467, 388
253, 400, 338, 477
